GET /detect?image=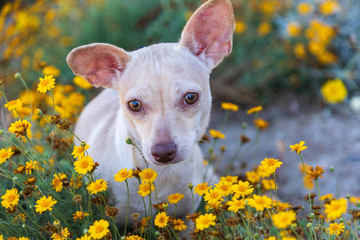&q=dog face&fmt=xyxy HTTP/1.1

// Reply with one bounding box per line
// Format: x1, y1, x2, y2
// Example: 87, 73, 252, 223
67, 0, 234, 165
